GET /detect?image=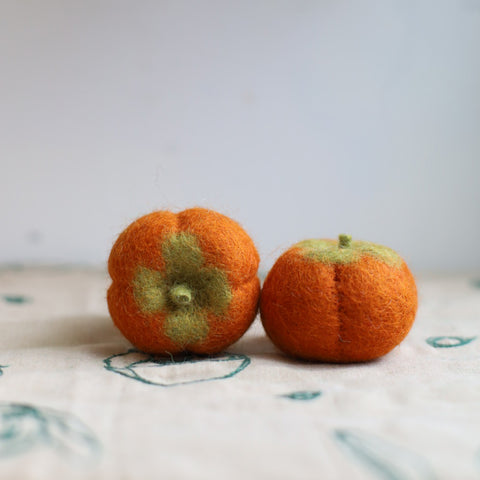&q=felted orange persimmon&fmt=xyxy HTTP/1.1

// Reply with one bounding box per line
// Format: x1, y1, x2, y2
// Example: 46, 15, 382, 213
260, 235, 417, 362
107, 208, 260, 355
